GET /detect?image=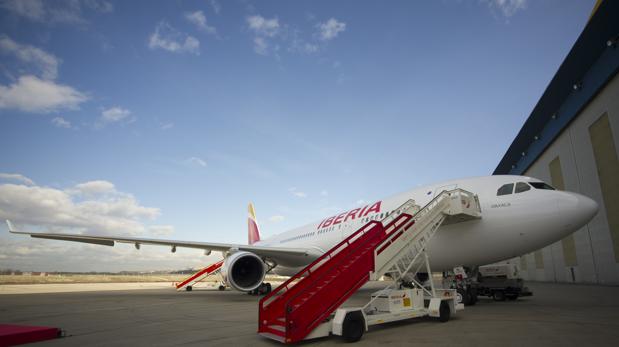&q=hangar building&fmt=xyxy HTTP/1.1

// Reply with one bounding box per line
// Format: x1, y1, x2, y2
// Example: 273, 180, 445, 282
494, 0, 619, 284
